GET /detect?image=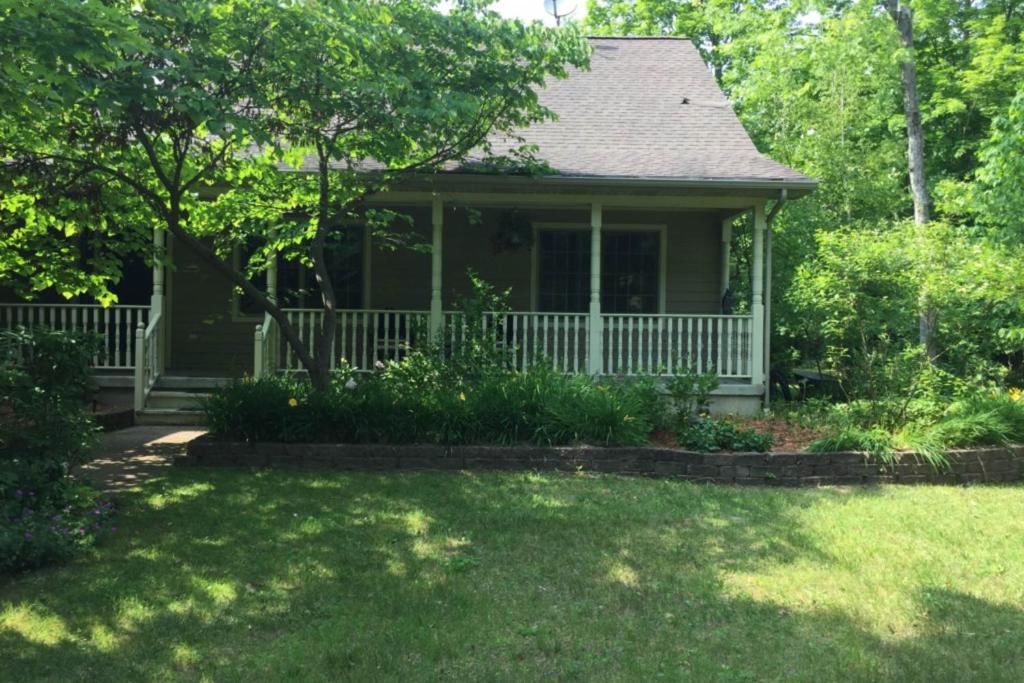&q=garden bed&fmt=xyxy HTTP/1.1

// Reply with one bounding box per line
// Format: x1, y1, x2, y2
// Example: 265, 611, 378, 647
181, 435, 1024, 486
